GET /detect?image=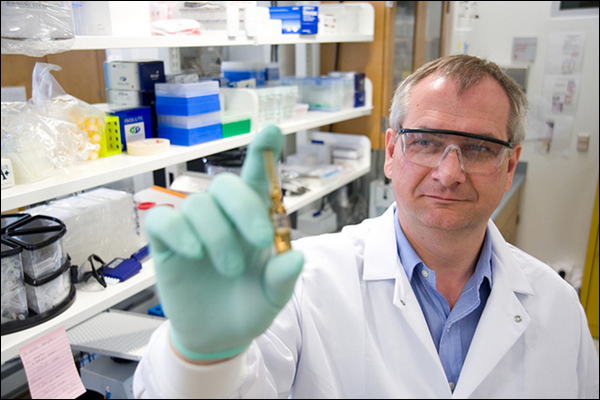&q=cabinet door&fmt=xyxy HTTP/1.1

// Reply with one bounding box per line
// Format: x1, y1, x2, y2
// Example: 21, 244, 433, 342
581, 181, 599, 338
395, 1, 448, 83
